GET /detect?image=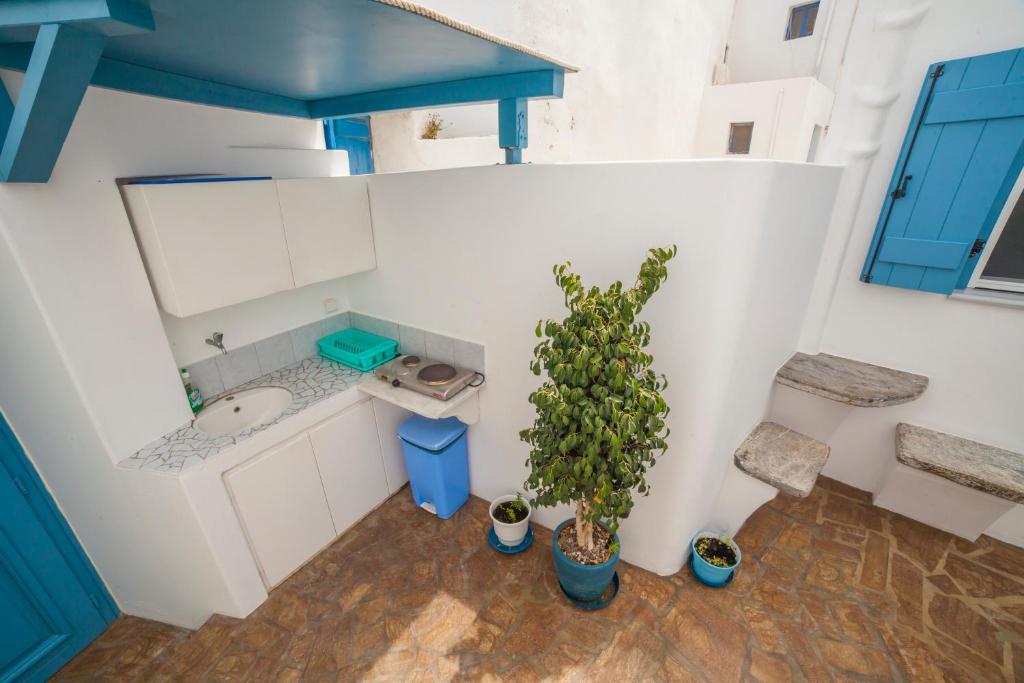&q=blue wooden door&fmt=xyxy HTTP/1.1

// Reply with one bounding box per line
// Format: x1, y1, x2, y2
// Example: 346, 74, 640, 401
0, 412, 116, 682
323, 117, 375, 175
861, 48, 1024, 293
